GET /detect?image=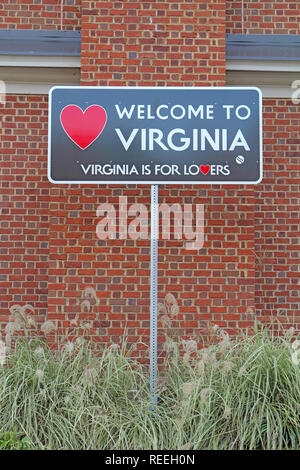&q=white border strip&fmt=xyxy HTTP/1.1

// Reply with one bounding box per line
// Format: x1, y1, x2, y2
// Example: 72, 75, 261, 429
0, 55, 81, 68
227, 59, 300, 73
48, 86, 263, 185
